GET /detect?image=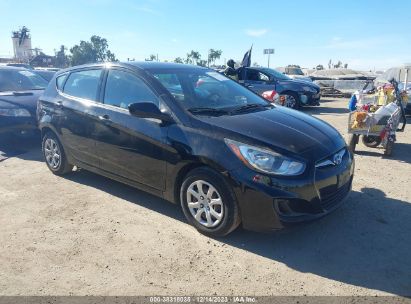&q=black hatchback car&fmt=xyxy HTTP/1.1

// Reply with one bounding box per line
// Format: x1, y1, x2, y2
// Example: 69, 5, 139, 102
38, 62, 354, 236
